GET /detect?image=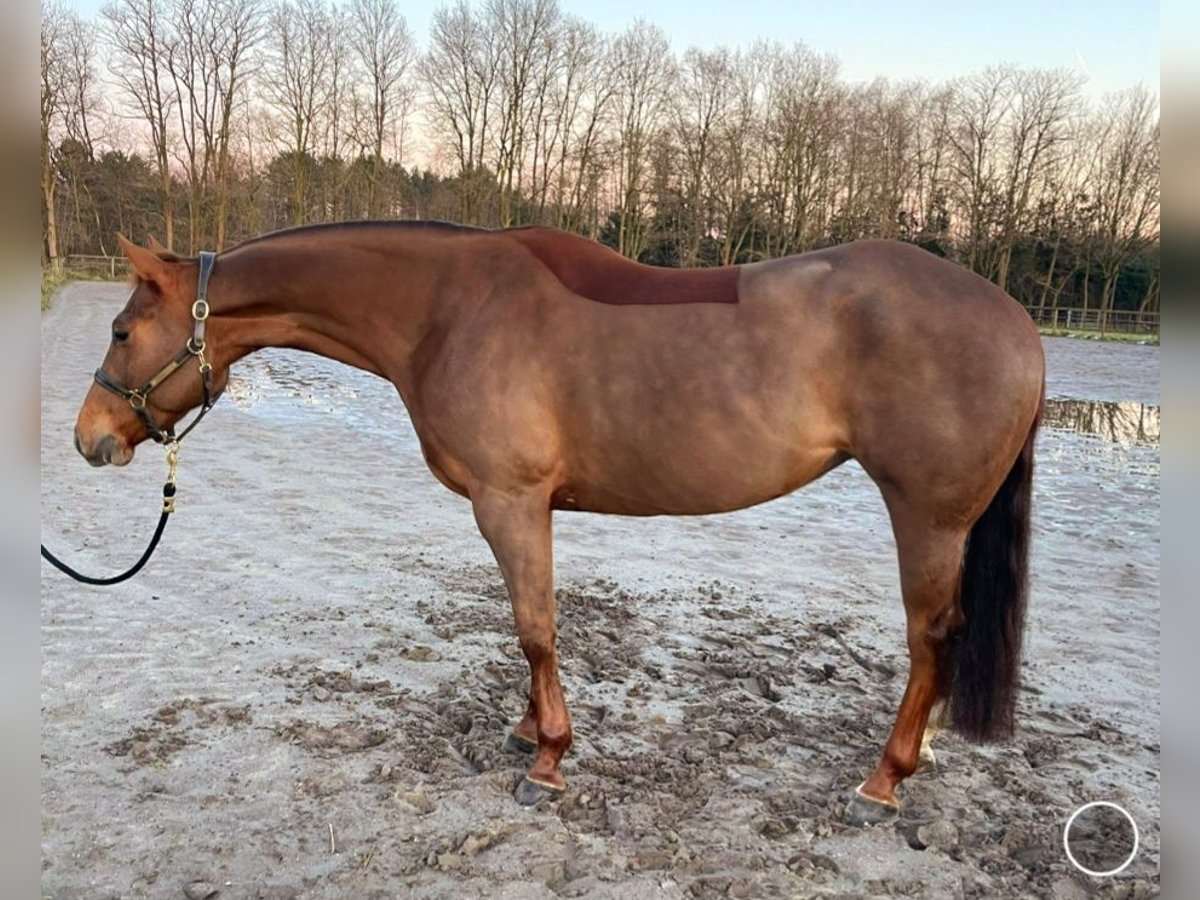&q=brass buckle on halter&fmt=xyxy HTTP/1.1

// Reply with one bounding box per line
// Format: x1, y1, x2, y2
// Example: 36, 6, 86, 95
186, 335, 212, 375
